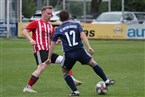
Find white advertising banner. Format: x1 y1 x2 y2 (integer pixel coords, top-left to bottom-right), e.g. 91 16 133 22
127 24 145 39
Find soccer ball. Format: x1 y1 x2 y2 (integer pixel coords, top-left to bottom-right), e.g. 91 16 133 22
95 81 108 94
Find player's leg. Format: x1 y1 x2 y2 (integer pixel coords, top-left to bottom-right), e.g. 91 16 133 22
52 53 82 86
23 50 49 92
88 59 115 86
61 55 80 96
79 48 115 86
69 71 82 86
89 58 108 81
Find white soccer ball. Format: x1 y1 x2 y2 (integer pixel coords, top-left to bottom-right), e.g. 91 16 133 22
96 81 108 94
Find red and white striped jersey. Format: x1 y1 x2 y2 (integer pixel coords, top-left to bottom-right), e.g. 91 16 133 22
26 19 55 53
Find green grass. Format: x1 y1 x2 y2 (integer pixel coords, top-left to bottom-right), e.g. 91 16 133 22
0 38 144 97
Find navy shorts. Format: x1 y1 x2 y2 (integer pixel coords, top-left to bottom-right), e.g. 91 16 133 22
62 48 92 71
34 50 59 65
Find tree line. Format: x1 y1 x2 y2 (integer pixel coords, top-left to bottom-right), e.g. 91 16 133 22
22 0 145 18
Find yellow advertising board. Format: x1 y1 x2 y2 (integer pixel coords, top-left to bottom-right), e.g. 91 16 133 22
18 22 30 37
18 22 126 39
82 24 126 39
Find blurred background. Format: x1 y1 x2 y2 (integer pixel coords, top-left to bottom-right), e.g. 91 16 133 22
0 0 145 38
1 0 145 23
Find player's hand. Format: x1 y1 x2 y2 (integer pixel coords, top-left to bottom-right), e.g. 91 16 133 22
45 58 51 65
88 47 94 55
55 39 61 45
30 39 36 46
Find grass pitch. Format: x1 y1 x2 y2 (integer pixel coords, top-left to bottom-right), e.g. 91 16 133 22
0 38 144 97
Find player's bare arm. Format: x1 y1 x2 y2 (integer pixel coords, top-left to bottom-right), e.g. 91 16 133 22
45 41 56 64
80 32 94 55
23 29 36 46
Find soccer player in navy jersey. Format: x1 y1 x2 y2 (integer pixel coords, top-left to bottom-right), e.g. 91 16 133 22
22 6 82 93
45 10 115 96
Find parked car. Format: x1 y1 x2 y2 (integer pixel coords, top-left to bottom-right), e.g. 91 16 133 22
30 10 78 23
92 11 139 24
143 20 145 24
133 12 145 24
78 15 94 23
29 10 41 21
21 15 30 22
30 10 61 23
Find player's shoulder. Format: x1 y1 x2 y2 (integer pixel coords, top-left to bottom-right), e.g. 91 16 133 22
29 20 39 25
69 21 82 27
31 20 39 23
69 21 80 24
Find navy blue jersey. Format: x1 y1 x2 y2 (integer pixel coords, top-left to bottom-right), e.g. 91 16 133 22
52 21 92 70
52 21 84 52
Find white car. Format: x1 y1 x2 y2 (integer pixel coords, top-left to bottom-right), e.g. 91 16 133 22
133 12 145 24
50 11 60 22
30 10 61 23
29 10 41 21
22 15 30 22
143 21 145 24
78 15 94 23
92 11 139 24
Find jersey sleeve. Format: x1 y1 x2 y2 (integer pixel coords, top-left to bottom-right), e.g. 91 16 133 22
50 25 55 39
77 23 83 33
51 28 59 42
25 20 38 32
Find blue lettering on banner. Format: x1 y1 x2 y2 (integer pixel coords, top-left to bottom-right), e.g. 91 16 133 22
127 28 145 39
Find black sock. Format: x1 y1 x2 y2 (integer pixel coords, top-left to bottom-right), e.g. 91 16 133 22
93 64 107 81
64 74 77 91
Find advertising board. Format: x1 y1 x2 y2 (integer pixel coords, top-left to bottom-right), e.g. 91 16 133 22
0 22 17 37
127 24 145 39
82 24 126 39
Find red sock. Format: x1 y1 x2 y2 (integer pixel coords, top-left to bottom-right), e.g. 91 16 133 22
28 75 39 86
68 70 73 76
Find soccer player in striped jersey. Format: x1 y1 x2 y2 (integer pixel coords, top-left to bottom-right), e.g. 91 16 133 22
45 10 115 96
22 6 82 93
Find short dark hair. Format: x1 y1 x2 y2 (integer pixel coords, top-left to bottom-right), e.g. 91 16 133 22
59 10 70 22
